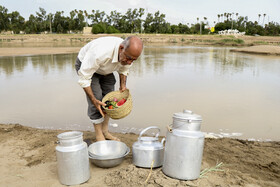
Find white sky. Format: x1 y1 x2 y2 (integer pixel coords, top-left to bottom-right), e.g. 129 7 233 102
1 0 279 26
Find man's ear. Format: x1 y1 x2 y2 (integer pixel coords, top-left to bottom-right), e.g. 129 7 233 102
119 44 124 50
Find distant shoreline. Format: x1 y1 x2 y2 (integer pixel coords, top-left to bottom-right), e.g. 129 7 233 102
0 34 280 57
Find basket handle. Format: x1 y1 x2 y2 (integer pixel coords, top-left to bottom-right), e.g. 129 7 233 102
139 126 160 139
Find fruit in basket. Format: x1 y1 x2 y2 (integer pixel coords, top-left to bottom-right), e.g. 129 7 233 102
117 98 126 106
105 100 117 109
105 98 127 109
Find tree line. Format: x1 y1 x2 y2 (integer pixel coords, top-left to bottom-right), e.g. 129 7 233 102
0 5 279 36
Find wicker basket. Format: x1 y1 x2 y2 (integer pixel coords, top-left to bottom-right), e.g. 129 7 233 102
102 89 132 119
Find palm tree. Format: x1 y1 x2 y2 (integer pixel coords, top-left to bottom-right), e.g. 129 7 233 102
258 14 261 24
84 10 88 27
263 13 266 26
203 17 207 25
197 17 199 24
231 12 234 29
48 13 52 33
217 14 220 23
221 14 223 22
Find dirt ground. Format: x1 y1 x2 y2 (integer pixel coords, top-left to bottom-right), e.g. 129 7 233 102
230 45 280 55
0 124 279 187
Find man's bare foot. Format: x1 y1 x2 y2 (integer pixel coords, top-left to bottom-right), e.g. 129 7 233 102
103 132 120 141
95 133 105 141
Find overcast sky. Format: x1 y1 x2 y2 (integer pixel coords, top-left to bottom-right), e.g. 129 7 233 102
1 0 279 26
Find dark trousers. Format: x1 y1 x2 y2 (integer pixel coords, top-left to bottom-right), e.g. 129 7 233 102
75 58 116 121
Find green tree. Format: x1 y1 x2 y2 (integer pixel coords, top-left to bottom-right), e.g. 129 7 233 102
151 11 166 33
178 23 190 34
0 5 10 32
69 10 77 32
264 22 280 36
25 14 38 33
108 10 121 28
53 11 69 33
77 10 85 31
125 8 144 33
143 13 153 33
171 24 180 34
36 7 48 32
9 11 25 33
89 10 106 24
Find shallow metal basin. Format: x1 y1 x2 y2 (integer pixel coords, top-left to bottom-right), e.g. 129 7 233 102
89 147 130 168
88 140 128 159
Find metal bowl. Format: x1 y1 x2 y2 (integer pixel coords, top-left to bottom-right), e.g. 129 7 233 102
89 147 130 168
88 140 128 159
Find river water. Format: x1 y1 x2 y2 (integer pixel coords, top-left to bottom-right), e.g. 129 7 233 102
1 44 280 141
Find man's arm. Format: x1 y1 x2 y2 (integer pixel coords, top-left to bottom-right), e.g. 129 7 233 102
119 74 127 92
83 86 105 117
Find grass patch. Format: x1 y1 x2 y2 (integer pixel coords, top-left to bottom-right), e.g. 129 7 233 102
200 162 224 178
253 41 269 45
227 35 235 39
170 38 177 43
220 38 244 44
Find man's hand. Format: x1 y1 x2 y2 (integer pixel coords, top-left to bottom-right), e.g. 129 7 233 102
83 86 106 117
92 99 106 117
119 86 127 92
119 74 127 92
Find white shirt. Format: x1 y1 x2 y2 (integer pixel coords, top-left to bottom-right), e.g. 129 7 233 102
77 36 132 88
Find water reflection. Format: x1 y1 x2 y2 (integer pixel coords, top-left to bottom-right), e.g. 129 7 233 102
0 42 85 48
0 56 28 76
0 46 264 78
31 53 77 75
0 54 77 77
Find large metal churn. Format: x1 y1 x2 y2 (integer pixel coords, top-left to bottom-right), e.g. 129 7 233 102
56 131 90 185
162 110 205 180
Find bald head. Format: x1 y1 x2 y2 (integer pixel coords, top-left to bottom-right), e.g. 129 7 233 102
118 36 143 65
122 36 143 57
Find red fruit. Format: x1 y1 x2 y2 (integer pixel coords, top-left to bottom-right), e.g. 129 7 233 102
117 98 126 106
108 105 113 109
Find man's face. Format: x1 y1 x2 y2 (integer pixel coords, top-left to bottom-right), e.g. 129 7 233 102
119 46 139 66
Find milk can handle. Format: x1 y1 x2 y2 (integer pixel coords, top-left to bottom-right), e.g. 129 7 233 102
139 126 160 139
161 138 166 145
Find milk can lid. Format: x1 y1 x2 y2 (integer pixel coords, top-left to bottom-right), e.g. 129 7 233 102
173 109 202 121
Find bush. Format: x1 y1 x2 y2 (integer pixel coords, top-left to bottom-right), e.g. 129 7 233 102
91 24 106 34
107 26 120 34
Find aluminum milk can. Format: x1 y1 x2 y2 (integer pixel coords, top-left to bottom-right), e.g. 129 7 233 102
56 131 90 185
162 110 205 180
172 109 202 131
132 126 165 168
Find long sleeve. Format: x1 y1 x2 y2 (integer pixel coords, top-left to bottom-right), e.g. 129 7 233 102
117 64 132 76
77 50 100 87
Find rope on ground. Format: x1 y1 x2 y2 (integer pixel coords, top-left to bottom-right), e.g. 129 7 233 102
145 160 155 183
